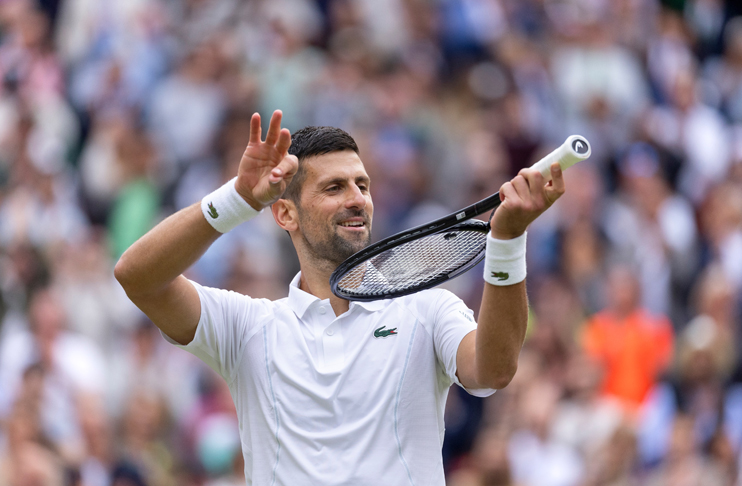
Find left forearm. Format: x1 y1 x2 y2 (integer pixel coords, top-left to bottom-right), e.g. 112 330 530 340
474 281 528 388
456 161 565 390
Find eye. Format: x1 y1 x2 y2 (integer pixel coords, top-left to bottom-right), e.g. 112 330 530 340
326 185 341 193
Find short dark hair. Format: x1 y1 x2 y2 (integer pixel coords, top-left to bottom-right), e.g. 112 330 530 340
282 126 359 202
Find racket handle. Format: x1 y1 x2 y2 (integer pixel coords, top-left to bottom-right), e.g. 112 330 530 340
530 135 591 181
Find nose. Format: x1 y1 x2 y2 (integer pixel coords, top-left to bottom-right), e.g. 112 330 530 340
345 184 367 210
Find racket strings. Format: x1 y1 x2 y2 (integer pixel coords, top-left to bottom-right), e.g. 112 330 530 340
335 229 488 298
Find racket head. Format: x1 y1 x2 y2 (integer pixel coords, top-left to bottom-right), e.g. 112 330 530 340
330 220 490 301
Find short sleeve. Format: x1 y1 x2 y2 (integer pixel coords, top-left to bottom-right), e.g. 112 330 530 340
160 280 266 384
429 290 496 398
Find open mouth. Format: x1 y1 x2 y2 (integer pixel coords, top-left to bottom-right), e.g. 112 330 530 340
338 221 366 229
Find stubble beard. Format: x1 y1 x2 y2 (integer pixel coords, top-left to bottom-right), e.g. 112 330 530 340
297 207 372 268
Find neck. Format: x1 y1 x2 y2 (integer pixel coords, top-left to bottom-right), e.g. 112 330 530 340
611 305 637 321
298 262 350 316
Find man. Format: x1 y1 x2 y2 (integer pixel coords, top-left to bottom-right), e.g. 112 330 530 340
115 110 565 485
582 264 674 411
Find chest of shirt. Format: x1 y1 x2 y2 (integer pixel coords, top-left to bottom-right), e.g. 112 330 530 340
277 302 419 375
238 302 433 425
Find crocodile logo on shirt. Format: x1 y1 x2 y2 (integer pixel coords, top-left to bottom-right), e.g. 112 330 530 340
490 271 509 281
374 326 398 338
207 202 219 219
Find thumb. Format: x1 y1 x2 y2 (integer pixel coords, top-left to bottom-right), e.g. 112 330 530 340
544 161 565 204
269 155 299 184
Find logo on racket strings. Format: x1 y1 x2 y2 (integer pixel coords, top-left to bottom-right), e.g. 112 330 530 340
207 202 219 219
491 271 509 281
374 326 398 338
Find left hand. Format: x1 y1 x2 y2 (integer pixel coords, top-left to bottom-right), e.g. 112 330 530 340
489 161 565 240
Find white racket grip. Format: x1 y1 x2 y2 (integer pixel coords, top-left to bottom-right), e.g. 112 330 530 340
530 135 591 181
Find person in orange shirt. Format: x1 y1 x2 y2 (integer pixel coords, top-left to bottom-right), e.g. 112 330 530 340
582 265 674 410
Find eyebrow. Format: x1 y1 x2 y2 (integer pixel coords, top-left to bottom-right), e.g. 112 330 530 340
319 175 371 187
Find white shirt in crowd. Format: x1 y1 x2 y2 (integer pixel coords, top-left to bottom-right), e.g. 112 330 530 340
164 273 494 485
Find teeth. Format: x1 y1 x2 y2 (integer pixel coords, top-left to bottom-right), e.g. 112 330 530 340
340 222 364 227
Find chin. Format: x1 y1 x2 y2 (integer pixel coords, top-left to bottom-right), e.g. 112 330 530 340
334 234 370 260
346 232 371 250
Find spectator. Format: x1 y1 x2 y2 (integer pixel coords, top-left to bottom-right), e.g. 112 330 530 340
703 16 742 123
551 352 625 459
0 287 106 443
507 380 584 486
581 265 674 411
698 182 742 296
0 365 66 486
601 142 699 321
0 0 740 482
644 415 731 485
147 41 227 176
582 425 640 486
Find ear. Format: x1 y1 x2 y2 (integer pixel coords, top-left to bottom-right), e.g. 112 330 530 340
272 198 299 232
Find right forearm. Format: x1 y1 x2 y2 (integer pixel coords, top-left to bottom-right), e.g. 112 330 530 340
114 203 219 296
113 111 294 345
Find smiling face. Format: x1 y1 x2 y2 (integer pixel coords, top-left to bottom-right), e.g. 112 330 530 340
292 150 373 268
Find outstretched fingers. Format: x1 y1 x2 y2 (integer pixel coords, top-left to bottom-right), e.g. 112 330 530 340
269 127 292 182
276 128 292 157
265 110 283 146
249 113 262 144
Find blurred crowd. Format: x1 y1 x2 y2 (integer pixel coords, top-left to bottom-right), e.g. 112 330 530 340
0 0 741 484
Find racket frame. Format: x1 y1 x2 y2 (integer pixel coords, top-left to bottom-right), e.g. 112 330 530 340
331 218 493 301
330 135 591 301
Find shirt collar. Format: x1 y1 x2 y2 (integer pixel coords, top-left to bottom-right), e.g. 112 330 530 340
287 272 321 318
287 272 389 317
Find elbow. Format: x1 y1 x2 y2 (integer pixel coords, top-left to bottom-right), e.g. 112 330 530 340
114 256 125 284
114 253 169 300
487 374 516 391
476 362 518 390
114 253 136 294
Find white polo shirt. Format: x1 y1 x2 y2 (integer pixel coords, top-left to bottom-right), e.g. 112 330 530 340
165 273 494 485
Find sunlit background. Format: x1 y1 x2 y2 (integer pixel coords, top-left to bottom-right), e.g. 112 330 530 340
1 0 742 484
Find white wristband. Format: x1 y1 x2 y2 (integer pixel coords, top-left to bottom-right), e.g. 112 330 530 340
483 232 527 286
201 177 262 233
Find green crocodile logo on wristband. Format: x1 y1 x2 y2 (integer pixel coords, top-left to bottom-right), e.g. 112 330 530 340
491 271 509 281
207 202 219 219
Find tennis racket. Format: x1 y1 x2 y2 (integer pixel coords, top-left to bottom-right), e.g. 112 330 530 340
330 135 591 301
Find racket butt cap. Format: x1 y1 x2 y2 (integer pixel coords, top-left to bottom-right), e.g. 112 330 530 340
531 135 591 180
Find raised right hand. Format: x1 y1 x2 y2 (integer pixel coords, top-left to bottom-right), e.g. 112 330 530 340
235 110 298 210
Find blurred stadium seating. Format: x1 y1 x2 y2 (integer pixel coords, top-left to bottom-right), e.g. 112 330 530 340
1 0 742 484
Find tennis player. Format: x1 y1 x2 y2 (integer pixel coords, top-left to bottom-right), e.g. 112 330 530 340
114 110 565 485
